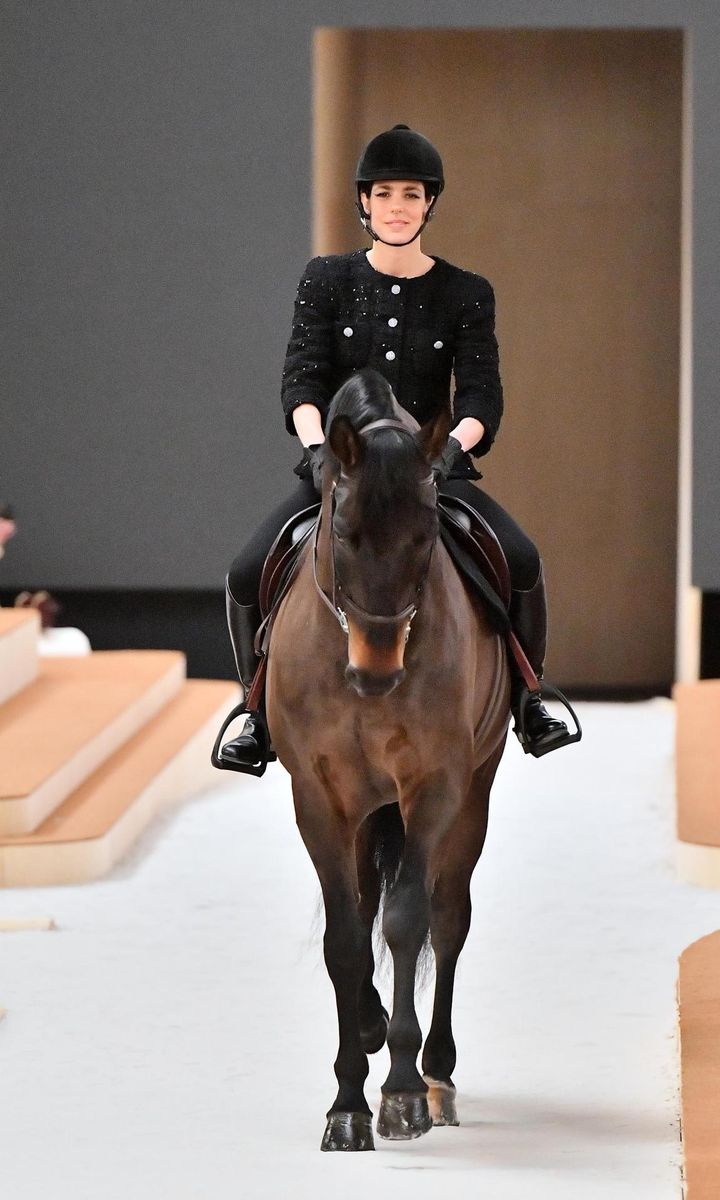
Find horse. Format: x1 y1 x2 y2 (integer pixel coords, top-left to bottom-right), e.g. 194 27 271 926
267 368 511 1152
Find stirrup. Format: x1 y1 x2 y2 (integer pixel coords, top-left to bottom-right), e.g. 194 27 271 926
211 701 275 777
514 683 582 759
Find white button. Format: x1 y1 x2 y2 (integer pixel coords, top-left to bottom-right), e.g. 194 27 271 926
385 351 396 361
434 340 443 349
391 284 401 294
343 326 353 337
388 317 398 327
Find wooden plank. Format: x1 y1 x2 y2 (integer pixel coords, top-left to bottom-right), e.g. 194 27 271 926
0 916 56 931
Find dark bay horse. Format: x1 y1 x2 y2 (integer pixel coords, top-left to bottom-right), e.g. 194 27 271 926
267 369 511 1152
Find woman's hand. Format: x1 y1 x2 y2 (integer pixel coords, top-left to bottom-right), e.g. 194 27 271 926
431 436 466 482
293 444 325 493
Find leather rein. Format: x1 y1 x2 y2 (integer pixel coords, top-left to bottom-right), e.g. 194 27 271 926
312 418 436 641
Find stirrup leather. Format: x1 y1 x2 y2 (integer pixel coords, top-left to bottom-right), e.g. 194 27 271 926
513 683 582 759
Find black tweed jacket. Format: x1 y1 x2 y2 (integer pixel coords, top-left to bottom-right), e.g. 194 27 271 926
280 249 503 457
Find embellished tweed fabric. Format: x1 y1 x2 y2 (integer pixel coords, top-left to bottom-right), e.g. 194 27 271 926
280 249 503 457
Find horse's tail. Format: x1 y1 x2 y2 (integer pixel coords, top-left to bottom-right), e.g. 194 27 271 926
370 801 405 897
370 803 433 987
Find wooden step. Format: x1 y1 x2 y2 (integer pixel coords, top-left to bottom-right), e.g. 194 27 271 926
0 679 240 887
678 930 720 1200
0 651 185 836
0 609 40 706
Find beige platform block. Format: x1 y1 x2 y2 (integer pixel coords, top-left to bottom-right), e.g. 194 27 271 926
0 651 185 836
0 608 40 706
0 679 240 887
678 930 720 1199
675 680 720 887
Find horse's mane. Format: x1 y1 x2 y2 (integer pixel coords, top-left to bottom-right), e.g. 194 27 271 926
326 370 427 536
327 367 399 430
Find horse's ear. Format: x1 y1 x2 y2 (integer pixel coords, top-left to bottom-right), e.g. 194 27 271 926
416 408 451 464
329 415 365 473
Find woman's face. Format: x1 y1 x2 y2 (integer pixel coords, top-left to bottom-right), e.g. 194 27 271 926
361 180 433 243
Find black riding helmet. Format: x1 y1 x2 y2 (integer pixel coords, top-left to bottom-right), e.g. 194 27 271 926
355 124 444 246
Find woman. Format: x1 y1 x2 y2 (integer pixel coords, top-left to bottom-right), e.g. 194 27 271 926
220 124 574 767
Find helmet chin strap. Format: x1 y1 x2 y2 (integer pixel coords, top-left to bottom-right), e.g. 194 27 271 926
355 198 437 247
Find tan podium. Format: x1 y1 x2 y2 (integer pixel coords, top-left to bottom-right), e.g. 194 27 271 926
675 681 720 888
678 931 720 1199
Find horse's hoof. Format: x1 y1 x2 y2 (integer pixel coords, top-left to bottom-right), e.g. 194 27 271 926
376 1092 433 1140
360 1007 389 1055
321 1111 375 1152
423 1076 459 1126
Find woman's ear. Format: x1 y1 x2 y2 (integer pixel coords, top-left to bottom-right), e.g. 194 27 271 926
416 408 451 464
329 415 365 472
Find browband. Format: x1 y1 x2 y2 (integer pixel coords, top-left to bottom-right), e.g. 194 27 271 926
357 418 413 436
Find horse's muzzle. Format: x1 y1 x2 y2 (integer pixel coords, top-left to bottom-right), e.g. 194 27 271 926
345 664 405 697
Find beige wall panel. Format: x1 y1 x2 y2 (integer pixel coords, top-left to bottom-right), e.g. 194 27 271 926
314 29 683 688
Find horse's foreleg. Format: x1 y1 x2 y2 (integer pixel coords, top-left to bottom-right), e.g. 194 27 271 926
295 798 374 1152
319 874 375 1150
421 877 472 1126
355 814 388 1055
377 841 434 1140
422 761 495 1126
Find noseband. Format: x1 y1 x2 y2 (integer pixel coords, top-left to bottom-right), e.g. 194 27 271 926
312 418 436 641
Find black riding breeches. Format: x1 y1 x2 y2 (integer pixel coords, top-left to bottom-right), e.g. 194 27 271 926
228 479 320 605
227 477 540 606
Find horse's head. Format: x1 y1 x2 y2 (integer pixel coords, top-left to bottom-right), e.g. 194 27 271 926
324 375 449 698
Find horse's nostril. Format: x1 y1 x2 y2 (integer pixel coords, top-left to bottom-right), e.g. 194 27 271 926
346 665 405 697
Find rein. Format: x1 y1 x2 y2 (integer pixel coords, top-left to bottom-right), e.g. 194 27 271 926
312 417 436 640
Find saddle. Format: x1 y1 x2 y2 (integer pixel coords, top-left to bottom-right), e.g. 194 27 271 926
255 494 538 687
259 503 320 624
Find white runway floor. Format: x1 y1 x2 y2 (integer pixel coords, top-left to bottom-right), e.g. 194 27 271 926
2 700 719 1199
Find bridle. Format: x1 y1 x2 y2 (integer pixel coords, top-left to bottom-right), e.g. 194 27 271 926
312 418 436 642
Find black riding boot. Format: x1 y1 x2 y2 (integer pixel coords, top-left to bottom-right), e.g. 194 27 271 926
220 582 274 767
509 562 575 757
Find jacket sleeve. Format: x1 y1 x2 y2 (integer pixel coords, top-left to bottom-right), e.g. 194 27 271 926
452 277 504 457
281 257 335 436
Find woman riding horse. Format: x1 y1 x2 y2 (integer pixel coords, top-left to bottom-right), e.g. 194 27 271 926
219 124 576 766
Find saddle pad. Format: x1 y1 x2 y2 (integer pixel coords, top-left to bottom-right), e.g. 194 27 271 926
437 498 511 632
437 495 511 608
259 503 321 618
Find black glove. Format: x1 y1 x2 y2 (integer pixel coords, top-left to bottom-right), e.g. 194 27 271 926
431 436 483 483
431 436 465 482
293 443 324 493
